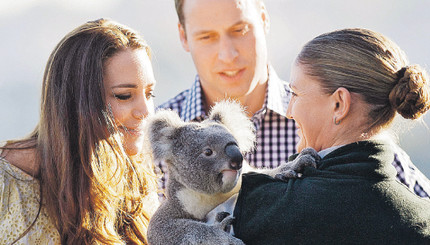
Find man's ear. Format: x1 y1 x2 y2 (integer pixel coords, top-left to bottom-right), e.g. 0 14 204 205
331 87 351 122
259 1 270 34
178 22 190 52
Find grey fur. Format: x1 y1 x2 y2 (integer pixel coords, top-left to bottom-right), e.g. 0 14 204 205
146 101 254 245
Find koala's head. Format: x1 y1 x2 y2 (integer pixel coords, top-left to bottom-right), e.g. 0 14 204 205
146 100 255 194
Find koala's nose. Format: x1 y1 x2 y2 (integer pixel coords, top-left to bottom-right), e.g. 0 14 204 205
225 143 243 170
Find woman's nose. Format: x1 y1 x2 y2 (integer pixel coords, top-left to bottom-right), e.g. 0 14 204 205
286 101 293 119
132 100 149 120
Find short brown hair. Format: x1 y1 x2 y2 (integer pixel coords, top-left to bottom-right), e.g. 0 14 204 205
296 28 430 131
175 0 263 28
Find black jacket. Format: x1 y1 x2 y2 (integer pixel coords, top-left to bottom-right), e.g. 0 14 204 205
233 140 430 245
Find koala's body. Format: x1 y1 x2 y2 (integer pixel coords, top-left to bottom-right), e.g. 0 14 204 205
146 101 254 245
146 101 319 245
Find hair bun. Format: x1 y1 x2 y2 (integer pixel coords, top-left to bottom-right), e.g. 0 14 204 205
389 65 430 119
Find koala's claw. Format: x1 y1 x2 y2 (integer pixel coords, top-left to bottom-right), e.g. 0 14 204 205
215 215 235 233
216 211 231 223
275 170 298 180
273 147 320 181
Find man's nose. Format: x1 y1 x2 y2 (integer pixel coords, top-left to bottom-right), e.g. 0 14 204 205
218 36 238 63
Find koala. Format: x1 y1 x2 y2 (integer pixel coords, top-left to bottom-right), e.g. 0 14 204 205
146 100 319 245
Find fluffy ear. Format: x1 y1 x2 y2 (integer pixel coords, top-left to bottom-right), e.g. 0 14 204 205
209 100 256 153
145 109 183 161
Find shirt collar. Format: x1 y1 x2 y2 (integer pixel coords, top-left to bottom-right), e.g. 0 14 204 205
180 74 206 121
181 65 290 121
266 65 291 116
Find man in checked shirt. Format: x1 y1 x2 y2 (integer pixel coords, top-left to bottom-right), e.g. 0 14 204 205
157 0 430 198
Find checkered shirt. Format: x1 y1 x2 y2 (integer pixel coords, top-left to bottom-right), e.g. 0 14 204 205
156 67 429 198
391 145 430 197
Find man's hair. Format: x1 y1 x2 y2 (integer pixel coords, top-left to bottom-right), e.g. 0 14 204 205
175 0 262 28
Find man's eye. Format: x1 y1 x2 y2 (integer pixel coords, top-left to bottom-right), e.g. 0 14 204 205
233 25 249 35
234 28 244 33
197 33 216 41
114 94 131 100
199 35 211 40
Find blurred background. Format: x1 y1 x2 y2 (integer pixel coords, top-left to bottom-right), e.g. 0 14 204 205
1 0 429 175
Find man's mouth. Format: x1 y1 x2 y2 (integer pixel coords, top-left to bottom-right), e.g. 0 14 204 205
222 70 239 77
219 68 244 78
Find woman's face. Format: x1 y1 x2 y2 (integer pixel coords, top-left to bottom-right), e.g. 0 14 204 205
286 64 334 152
104 48 156 156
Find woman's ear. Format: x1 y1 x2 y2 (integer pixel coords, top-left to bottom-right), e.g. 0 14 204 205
331 87 351 123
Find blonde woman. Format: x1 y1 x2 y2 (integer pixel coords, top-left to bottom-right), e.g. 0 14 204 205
0 19 159 244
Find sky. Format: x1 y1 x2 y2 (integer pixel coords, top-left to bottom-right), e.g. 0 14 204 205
0 0 429 175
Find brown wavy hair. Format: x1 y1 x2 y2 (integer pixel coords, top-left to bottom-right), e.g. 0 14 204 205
2 19 158 244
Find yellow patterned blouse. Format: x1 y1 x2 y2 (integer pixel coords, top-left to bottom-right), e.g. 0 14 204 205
0 155 60 245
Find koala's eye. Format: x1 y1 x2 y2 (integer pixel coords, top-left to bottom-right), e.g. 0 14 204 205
203 148 213 156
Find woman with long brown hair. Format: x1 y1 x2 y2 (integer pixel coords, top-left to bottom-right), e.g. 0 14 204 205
0 18 159 244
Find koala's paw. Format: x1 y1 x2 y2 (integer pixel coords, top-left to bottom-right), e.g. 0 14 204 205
213 213 245 244
215 212 234 233
229 238 246 245
274 147 320 181
216 212 231 223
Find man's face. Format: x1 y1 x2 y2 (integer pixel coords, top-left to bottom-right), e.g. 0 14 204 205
179 0 269 102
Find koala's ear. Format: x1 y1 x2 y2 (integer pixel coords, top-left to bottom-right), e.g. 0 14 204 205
145 109 183 161
209 100 256 153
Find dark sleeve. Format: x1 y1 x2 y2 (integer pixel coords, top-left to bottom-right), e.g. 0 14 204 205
233 173 298 245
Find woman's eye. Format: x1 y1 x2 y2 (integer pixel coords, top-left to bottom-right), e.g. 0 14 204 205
114 94 131 100
291 91 297 97
203 148 213 156
146 90 155 100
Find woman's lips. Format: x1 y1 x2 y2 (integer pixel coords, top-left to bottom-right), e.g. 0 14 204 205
119 126 144 136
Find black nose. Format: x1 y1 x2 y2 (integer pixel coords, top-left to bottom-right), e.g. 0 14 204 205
225 143 243 170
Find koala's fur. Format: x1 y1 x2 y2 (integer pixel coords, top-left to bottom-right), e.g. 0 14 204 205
146 101 254 245
146 100 319 245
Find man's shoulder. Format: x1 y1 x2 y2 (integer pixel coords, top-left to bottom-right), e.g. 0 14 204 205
158 89 190 111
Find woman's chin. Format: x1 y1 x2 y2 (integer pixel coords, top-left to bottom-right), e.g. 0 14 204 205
124 143 143 156
297 140 306 153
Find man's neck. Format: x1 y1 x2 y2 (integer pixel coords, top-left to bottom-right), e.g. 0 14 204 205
203 69 269 117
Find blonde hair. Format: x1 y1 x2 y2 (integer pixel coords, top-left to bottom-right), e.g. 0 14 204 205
3 19 157 244
296 28 430 131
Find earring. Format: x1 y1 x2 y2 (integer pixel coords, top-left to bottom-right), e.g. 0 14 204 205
334 117 341 125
